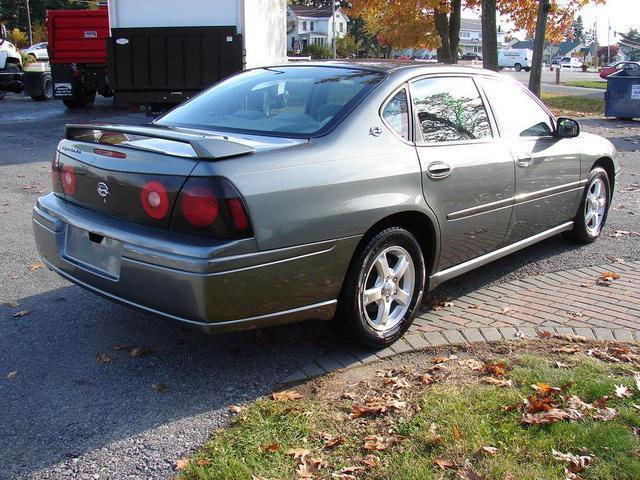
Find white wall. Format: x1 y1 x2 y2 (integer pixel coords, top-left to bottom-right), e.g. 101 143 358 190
243 0 287 68
109 0 239 28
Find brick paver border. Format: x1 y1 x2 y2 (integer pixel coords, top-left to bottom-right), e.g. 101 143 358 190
284 261 640 384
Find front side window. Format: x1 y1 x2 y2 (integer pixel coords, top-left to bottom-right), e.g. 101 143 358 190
310 21 314 31
411 76 492 143
156 67 386 137
481 77 553 138
382 88 409 140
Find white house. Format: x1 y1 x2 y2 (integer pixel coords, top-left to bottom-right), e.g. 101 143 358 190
459 18 507 55
287 5 348 51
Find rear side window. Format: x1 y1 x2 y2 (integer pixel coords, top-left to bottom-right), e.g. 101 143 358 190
156 66 386 138
410 77 492 143
481 77 553 138
382 88 409 141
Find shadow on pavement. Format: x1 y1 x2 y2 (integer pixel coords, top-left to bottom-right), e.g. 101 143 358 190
0 285 341 478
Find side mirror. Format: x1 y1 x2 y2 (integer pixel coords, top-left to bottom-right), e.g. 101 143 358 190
556 117 580 138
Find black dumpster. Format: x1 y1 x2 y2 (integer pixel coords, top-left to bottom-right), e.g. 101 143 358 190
604 69 640 120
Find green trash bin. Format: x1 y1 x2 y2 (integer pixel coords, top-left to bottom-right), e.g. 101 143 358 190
604 69 640 120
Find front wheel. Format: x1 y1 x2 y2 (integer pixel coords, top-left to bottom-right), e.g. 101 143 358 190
31 75 53 101
514 63 522 72
337 227 426 349
568 167 611 243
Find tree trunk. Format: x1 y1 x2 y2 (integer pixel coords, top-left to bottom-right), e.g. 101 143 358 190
529 0 550 97
434 10 452 63
481 0 498 71
448 0 461 64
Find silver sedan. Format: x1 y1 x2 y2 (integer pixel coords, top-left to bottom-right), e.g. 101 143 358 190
33 62 618 348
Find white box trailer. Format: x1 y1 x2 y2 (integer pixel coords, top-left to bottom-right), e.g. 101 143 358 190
106 0 287 106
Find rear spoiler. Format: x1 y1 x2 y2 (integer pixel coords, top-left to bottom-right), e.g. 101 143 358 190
64 124 256 160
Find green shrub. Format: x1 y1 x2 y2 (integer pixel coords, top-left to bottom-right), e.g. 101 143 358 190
305 44 332 59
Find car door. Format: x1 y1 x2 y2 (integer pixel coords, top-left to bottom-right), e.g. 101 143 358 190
410 75 515 270
479 76 581 243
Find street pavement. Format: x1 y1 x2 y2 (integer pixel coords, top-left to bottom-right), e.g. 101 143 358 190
1 94 639 479
501 68 606 99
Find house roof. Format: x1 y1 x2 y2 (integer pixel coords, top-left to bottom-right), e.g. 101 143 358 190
511 39 583 57
289 5 333 18
460 18 482 32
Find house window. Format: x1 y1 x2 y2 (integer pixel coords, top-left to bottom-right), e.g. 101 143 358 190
302 20 307 31
310 21 315 31
461 31 470 38
339 22 344 32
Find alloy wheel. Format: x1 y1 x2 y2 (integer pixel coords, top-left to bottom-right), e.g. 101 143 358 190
584 177 607 236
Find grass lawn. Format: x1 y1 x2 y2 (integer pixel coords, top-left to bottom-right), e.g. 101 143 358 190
175 339 640 480
541 93 605 117
562 80 608 90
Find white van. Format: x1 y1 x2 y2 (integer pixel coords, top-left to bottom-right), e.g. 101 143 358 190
498 49 533 72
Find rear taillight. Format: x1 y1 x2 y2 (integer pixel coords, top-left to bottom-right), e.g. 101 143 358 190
61 164 77 196
52 151 62 193
171 178 252 239
140 181 170 220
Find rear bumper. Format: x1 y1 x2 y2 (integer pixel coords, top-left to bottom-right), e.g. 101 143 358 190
33 194 359 333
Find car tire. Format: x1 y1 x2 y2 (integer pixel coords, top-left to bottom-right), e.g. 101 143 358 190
514 63 522 72
337 227 426 349
568 167 611 244
524 67 531 72
63 85 96 109
31 75 53 101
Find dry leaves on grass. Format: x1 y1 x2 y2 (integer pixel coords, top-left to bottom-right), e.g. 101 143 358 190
551 449 592 475
319 433 345 449
331 466 364 479
96 353 116 364
262 443 279 453
349 397 407 419
433 457 456 469
362 434 402 451
483 362 508 377
272 390 303 402
285 449 327 479
478 446 498 456
615 384 633 398
596 271 621 286
483 377 513 388
228 405 244 414
175 457 189 470
587 345 639 364
362 454 379 469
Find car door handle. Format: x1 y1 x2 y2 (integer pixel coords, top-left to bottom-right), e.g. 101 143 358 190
516 157 533 167
427 162 452 178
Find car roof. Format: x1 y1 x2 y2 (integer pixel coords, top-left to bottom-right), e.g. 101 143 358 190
272 60 499 77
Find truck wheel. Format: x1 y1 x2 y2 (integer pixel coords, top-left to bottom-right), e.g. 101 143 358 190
514 63 522 72
524 67 531 72
31 75 53 101
63 88 96 109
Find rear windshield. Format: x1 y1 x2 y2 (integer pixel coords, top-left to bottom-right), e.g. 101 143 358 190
155 66 386 137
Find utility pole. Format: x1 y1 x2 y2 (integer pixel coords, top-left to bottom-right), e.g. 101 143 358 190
25 0 33 46
332 0 337 59
607 18 611 63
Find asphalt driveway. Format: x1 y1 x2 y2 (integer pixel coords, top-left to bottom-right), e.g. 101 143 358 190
1 94 638 479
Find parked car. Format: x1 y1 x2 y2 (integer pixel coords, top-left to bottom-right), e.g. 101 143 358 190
461 53 482 61
33 63 618 348
498 48 532 72
600 61 640 79
21 42 48 61
560 56 583 69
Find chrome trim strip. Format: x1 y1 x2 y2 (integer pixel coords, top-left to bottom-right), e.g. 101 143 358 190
429 221 574 289
447 181 584 221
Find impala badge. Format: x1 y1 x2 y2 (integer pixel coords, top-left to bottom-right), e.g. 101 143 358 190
97 182 110 199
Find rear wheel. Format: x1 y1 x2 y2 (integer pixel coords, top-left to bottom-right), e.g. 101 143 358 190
63 83 96 109
514 63 522 72
337 227 426 349
524 67 531 72
568 167 610 243
31 75 52 101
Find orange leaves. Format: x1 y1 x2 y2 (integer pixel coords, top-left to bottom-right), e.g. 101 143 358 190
349 397 406 419
272 390 303 402
483 362 508 377
286 448 326 479
362 434 402 451
597 271 621 286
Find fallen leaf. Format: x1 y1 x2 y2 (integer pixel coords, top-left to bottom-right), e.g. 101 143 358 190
457 464 486 480
483 377 513 388
151 383 169 393
501 306 511 315
272 390 303 402
521 408 574 425
195 458 212 467
363 434 401 451
478 446 498 456
597 271 621 286
262 443 279 453
483 363 507 377
296 455 327 479
362 454 379 468
452 425 463 440
552 346 581 354
111 344 132 351
606 256 626 264
537 330 553 339
615 384 633 398
229 405 244 414
287 448 311 459
332 466 364 479
555 361 573 368
175 457 189 470
128 347 153 358
431 356 451 364
322 435 345 449
27 261 44 272
418 373 434 385
458 358 484 371
6 371 17 379
96 353 116 364
433 457 456 469
12 310 30 318
4 301 20 308
532 382 561 395
551 449 592 474
611 230 640 237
